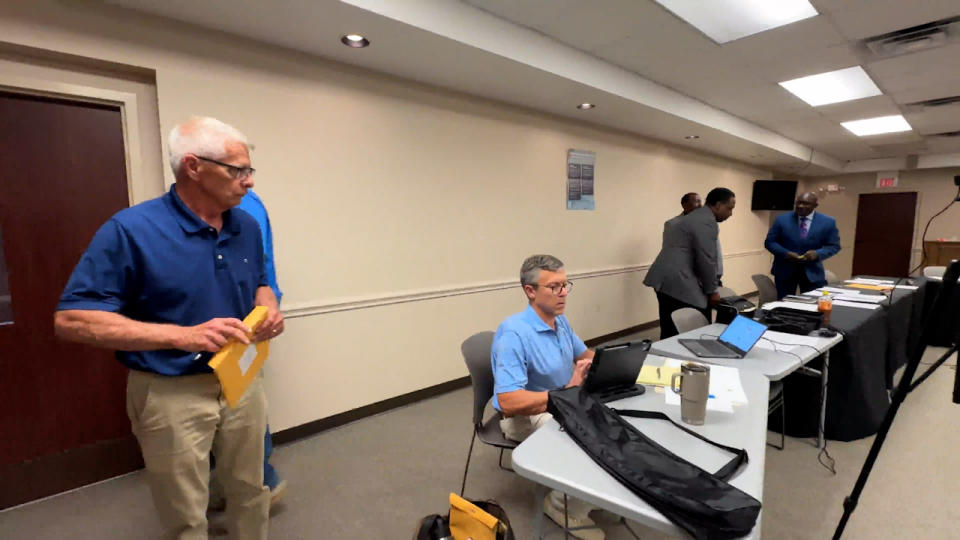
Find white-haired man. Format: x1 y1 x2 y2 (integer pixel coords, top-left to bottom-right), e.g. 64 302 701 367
55 116 281 539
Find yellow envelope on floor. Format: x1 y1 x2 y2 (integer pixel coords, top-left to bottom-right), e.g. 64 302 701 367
637 364 681 387
208 306 269 408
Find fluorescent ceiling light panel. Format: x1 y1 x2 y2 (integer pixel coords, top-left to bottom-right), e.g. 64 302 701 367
654 0 818 43
779 66 882 106
841 115 912 136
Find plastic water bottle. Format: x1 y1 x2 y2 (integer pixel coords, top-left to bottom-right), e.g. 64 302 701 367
818 291 833 325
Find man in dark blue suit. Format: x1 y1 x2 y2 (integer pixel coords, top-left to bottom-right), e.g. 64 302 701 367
764 192 841 299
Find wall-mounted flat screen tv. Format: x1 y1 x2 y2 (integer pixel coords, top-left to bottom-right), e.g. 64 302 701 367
751 180 798 211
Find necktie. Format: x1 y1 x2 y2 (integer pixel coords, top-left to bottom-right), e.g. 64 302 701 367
800 217 809 239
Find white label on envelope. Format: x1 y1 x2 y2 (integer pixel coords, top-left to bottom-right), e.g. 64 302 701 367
238 345 257 376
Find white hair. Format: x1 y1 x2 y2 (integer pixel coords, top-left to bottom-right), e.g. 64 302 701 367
167 116 253 177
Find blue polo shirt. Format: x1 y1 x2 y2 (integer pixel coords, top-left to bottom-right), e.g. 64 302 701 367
57 185 267 376
491 305 587 411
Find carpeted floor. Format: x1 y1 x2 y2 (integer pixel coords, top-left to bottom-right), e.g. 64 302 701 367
1 342 957 539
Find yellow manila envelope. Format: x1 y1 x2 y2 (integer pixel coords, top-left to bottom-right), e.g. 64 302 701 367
208 306 270 408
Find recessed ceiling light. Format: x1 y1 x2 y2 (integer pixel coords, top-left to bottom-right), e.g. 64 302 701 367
341 34 370 48
653 0 818 43
779 66 882 107
576 103 595 110
685 135 700 139
841 115 912 136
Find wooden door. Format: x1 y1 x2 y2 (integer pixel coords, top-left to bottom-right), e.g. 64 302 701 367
851 192 918 277
0 91 140 509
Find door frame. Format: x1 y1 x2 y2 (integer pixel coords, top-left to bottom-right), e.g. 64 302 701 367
0 73 143 207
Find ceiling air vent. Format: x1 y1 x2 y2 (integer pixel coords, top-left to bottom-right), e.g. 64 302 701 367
861 16 960 59
931 130 960 138
903 95 960 113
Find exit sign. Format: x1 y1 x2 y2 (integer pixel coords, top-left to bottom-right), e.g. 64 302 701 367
876 171 899 188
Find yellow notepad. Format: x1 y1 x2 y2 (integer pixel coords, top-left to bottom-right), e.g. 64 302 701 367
208 306 270 408
637 365 681 387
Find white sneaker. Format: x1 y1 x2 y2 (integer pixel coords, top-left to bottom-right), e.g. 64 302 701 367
542 494 605 540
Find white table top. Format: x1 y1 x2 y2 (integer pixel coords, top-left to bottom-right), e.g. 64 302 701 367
512 356 769 538
650 323 843 380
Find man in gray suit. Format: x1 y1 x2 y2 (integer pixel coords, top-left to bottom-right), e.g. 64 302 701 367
644 187 736 338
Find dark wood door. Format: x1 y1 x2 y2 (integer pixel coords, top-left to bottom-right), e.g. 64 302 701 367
0 91 141 509
851 192 918 277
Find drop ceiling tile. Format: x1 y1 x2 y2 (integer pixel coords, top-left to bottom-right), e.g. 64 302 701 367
925 136 960 153
823 0 960 40
868 44 960 94
890 78 960 105
811 140 879 160
816 95 900 121
856 131 925 145
906 106 960 134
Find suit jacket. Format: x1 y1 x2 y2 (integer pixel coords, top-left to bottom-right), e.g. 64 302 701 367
764 211 841 284
644 206 719 308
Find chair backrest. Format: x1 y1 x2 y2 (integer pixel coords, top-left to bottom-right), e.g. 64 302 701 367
716 286 737 298
824 269 838 283
751 274 778 305
924 266 946 278
461 331 496 427
671 308 709 334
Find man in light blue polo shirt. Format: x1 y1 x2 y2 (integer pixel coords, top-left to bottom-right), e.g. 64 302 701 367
492 254 602 540
55 117 282 539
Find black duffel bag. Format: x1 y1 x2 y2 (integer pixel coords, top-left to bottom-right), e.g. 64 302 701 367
547 387 761 540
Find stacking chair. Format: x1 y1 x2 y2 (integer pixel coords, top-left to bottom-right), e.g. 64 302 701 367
459 331 517 497
716 286 738 298
924 266 946 278
751 274 778 305
671 308 709 334
824 269 838 283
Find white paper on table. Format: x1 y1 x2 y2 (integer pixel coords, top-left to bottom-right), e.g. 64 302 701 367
762 301 820 312
894 284 919 290
662 362 745 413
832 299 881 310
820 286 861 294
238 345 258 376
834 294 886 303
845 278 894 285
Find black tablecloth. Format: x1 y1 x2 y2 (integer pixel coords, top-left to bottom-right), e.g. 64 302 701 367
771 279 928 441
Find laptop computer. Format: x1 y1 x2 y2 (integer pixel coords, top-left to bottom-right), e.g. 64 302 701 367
678 315 767 359
583 340 649 403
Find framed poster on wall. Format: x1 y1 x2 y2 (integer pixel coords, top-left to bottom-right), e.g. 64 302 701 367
567 149 595 210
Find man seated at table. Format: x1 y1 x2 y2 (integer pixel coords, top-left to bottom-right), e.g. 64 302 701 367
492 254 602 540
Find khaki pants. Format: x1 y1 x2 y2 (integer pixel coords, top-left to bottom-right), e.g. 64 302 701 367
500 413 595 520
126 370 269 540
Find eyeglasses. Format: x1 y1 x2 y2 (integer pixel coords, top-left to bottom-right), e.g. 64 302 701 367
195 156 256 180
533 281 573 294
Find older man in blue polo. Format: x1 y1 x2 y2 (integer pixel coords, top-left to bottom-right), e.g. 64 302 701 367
491 254 603 540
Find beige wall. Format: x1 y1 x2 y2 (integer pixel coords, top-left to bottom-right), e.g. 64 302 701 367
803 168 960 280
1 2 773 431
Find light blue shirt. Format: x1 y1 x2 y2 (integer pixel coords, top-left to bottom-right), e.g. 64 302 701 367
491 305 587 411
236 190 282 303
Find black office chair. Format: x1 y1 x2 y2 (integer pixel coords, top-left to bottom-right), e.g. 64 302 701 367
459 331 518 497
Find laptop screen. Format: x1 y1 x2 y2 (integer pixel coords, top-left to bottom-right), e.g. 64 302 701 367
718 315 767 354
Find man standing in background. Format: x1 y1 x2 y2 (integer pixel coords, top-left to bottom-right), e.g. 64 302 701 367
661 192 701 241
644 188 736 338
764 192 841 299
209 189 287 516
